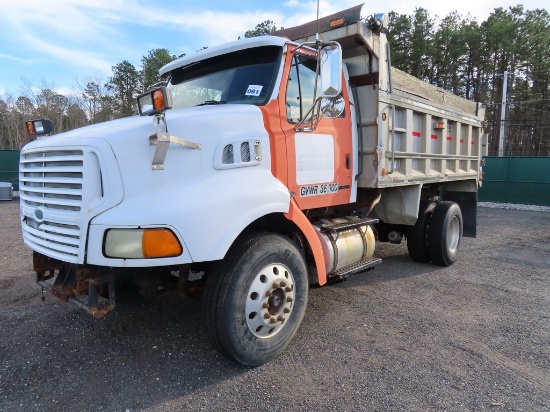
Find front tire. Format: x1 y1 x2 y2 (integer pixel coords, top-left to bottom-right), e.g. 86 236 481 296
428 201 463 266
203 233 308 366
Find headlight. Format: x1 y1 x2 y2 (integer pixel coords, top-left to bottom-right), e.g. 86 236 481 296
104 228 182 259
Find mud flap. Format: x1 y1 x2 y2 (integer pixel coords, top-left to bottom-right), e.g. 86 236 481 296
442 191 477 238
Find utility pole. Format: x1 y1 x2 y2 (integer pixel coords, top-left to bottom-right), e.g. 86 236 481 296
498 70 508 157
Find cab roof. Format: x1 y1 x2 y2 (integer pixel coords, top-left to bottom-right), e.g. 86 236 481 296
159 36 288 78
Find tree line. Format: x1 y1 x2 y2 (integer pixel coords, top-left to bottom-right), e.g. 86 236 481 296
0 48 180 149
1 5 549 156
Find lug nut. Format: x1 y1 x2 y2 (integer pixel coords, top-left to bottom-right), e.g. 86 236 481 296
263 313 270 319
272 282 280 288
262 302 269 309
277 315 284 321
280 281 287 287
269 317 277 324
266 290 272 297
283 308 290 313
286 297 293 302
285 287 292 292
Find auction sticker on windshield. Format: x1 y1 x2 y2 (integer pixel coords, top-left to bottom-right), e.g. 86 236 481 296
300 183 338 197
245 85 263 96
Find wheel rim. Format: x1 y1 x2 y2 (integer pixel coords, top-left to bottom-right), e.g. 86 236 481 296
447 215 460 253
245 263 295 338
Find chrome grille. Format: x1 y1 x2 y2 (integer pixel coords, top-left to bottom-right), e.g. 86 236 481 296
23 220 81 260
20 150 84 212
19 149 97 263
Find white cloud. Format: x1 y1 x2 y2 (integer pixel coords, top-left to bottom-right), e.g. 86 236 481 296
1 0 547 96
0 1 126 77
2 0 119 41
0 0 285 71
0 0 361 73
18 32 113 73
0 53 33 64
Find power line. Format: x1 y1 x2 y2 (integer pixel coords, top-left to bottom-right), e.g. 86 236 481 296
504 124 550 129
508 98 550 104
498 119 550 123
508 104 550 115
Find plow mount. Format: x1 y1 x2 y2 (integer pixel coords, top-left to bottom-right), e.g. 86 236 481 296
34 252 115 318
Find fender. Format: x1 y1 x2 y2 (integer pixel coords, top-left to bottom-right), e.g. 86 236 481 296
284 198 327 285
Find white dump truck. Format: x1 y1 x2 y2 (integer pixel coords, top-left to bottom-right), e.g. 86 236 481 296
20 5 486 365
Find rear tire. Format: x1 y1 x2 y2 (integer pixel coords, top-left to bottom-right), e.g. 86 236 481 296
407 200 437 263
202 233 308 366
428 201 463 266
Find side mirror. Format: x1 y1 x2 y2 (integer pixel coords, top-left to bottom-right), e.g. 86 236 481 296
319 43 342 98
321 96 345 118
26 119 54 136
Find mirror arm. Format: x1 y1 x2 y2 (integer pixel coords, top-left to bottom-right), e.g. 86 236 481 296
295 97 323 132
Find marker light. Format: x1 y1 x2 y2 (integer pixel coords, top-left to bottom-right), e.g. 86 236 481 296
329 17 346 28
153 89 165 111
104 228 182 259
142 228 182 258
25 119 54 135
137 87 172 116
26 121 35 134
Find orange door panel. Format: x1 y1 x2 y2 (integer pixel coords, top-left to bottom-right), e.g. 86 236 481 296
278 49 353 211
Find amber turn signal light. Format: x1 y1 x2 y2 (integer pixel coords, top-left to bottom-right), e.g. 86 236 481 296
25 119 54 135
137 87 172 116
142 228 182 258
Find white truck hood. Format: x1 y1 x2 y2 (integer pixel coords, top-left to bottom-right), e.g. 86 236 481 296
20 104 291 265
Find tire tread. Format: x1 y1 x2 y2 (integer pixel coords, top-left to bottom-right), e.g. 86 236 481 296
407 200 437 263
428 201 462 266
202 232 308 366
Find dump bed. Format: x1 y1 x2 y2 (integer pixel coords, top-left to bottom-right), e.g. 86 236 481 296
275 5 486 189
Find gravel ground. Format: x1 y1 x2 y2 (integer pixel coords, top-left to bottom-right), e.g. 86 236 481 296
1 197 549 411
478 201 550 212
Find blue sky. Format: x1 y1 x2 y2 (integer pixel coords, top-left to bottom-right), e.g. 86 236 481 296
0 0 547 98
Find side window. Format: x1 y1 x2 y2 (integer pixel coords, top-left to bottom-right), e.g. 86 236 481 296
286 55 318 123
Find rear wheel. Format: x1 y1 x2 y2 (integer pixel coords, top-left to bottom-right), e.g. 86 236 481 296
428 201 463 266
407 200 437 263
203 233 308 366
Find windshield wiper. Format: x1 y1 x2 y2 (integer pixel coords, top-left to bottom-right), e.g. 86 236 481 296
196 100 227 106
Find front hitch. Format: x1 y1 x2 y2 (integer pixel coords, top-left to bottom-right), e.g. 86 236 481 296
34 252 115 318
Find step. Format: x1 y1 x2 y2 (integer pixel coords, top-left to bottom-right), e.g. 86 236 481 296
329 257 382 281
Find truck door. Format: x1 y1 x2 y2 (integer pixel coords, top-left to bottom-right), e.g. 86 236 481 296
278 49 354 211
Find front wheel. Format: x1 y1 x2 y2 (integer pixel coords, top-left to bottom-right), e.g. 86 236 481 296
203 233 308 366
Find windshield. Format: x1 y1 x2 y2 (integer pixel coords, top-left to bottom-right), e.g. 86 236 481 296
167 46 282 109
